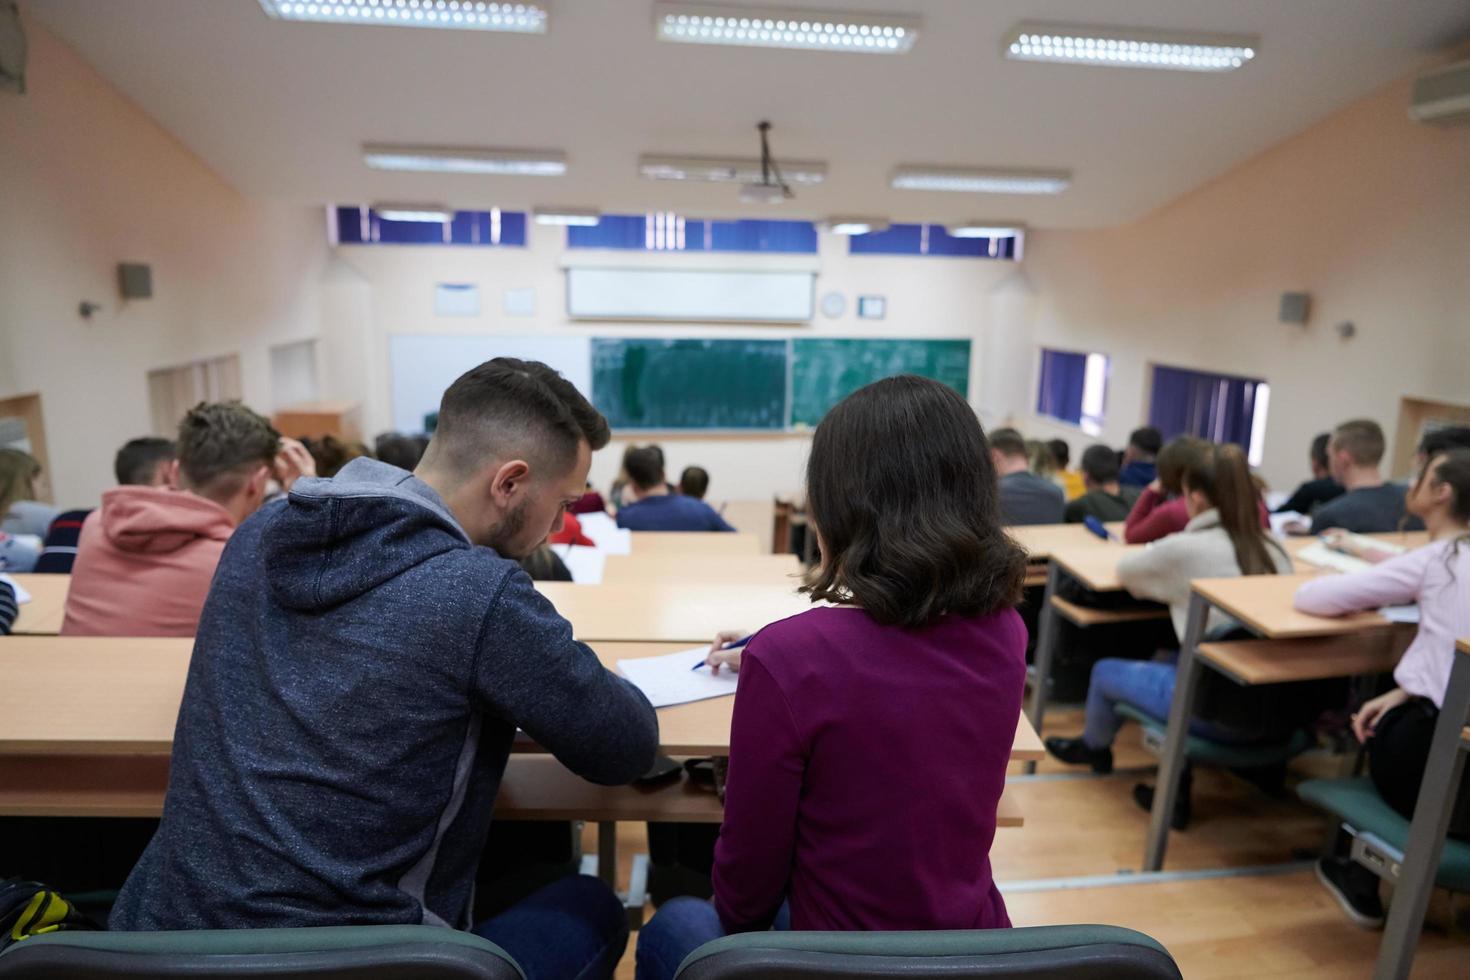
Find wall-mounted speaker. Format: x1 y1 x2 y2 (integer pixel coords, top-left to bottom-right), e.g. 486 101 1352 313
1279 291 1311 324
118 263 153 299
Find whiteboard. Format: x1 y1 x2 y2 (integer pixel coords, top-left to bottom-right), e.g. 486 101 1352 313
566 267 814 322
388 335 592 434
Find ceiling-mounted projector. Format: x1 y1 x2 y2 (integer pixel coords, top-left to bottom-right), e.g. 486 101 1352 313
741 120 793 204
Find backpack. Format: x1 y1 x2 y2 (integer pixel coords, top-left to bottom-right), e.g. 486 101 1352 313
0 879 100 953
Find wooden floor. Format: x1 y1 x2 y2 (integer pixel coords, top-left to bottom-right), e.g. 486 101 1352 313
599 707 1468 979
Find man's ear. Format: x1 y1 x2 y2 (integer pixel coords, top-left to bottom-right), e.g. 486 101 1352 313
248 464 271 500
166 459 182 490
489 459 532 505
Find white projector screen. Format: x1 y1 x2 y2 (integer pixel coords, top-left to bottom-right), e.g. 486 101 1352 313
565 267 815 322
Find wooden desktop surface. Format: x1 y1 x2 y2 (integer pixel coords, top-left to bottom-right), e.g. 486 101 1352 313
1190 574 1392 639
601 553 802 585
8 573 69 636
1006 524 1111 561
1051 543 1146 593
1197 630 1412 686
1281 529 1429 561
535 580 813 643
629 533 761 556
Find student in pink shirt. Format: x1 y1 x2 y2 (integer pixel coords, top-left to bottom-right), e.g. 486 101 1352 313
634 376 1030 980
1125 435 1270 543
1294 448 1470 928
62 403 314 637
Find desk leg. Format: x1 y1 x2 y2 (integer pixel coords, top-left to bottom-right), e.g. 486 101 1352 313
597 821 617 889
1025 562 1062 775
1373 654 1470 980
1142 591 1209 872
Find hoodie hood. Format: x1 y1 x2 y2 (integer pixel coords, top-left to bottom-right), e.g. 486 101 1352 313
261 457 472 612
100 486 235 555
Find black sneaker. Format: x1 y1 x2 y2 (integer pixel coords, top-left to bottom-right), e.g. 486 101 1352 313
1132 767 1193 830
1044 736 1113 774
1314 856 1385 929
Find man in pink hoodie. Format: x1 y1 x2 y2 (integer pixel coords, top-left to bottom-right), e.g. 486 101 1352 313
62 402 313 637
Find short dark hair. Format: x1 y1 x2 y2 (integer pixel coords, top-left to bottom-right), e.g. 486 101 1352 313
375 432 427 472
1080 444 1120 484
624 447 665 491
306 435 369 478
426 358 610 477
1332 419 1385 467
176 402 280 501
1310 433 1331 470
679 465 710 499
988 428 1028 459
1422 448 1470 523
114 437 176 485
1129 427 1163 457
1419 426 1470 459
1047 438 1071 470
803 375 1027 628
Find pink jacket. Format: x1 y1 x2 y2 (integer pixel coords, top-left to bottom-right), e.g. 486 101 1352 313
61 486 235 637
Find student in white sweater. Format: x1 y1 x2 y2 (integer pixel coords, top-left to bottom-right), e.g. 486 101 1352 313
1293 448 1470 928
1046 443 1293 781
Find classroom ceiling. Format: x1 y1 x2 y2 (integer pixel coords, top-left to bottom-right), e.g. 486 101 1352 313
26 0 1470 229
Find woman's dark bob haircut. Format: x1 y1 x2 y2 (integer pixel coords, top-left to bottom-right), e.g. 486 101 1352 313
802 375 1028 628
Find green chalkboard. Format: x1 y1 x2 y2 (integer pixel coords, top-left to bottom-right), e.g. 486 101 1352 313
592 338 788 430
790 338 972 428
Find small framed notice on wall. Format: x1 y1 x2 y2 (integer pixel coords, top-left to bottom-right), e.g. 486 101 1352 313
857 295 886 320
435 283 480 317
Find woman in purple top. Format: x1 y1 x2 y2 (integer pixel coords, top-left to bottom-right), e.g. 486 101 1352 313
634 376 1030 980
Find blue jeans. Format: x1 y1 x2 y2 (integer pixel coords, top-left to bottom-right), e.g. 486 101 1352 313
473 874 628 980
635 898 791 980
1081 657 1254 750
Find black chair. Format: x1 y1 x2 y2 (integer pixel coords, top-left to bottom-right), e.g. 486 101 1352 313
0 924 524 980
674 925 1183 979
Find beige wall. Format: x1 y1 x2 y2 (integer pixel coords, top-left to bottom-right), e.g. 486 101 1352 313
0 18 328 507
1018 61 1470 490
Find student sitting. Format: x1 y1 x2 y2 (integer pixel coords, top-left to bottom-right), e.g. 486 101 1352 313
0 449 58 571
991 428 1064 526
0 577 16 635
1276 432 1344 515
1064 445 1142 524
1046 444 1292 820
617 448 734 532
548 509 596 547
109 358 656 980
373 431 428 472
679 465 710 500
635 376 1028 980
62 402 312 637
36 437 177 574
1309 419 1422 534
1295 448 1470 927
1049 438 1086 501
1118 427 1163 488
305 435 371 478
1410 425 1470 476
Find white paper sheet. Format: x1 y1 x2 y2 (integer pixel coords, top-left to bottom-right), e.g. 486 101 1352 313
1269 511 1306 537
1379 604 1421 624
1295 541 1374 574
0 573 31 603
551 544 606 585
576 512 632 555
618 646 739 709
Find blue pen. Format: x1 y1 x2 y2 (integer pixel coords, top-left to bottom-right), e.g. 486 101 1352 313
691 635 753 670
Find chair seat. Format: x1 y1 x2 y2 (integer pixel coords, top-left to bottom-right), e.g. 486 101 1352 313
0 924 524 980
1298 777 1470 892
1114 703 1313 768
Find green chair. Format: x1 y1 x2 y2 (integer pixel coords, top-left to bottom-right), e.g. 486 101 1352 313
1298 777 1470 892
674 926 1183 979
1115 703 1315 771
0 924 524 979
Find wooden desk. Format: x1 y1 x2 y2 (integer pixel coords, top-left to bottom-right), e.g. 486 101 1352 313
1373 637 1470 979
629 533 761 556
601 554 802 586
1281 530 1430 563
1142 575 1407 873
8 573 69 636
1006 524 1111 561
716 501 775 553
536 581 812 643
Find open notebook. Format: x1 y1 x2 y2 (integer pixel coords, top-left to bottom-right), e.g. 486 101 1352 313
1295 534 1408 574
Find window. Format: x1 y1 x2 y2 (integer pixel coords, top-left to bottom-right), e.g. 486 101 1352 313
1148 364 1271 466
848 223 1021 259
566 214 817 253
1036 348 1109 435
331 206 527 247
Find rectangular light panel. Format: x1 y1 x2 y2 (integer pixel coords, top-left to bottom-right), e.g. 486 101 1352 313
654 3 918 54
363 144 567 176
258 0 549 33
639 154 827 185
1003 21 1257 72
892 167 1071 195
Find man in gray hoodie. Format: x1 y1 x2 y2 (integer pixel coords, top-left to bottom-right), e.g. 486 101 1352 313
111 359 660 980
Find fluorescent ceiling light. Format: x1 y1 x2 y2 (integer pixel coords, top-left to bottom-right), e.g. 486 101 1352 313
534 207 601 226
258 0 549 33
949 221 1026 239
363 144 566 176
639 154 827 186
892 166 1071 195
1002 21 1257 73
373 203 451 222
822 217 888 235
654 3 918 54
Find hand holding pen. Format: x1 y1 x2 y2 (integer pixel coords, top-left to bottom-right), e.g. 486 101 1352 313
693 630 751 674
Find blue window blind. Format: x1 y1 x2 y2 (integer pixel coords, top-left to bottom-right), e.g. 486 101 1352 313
848 223 1019 259
333 206 527 247
1149 365 1270 461
566 214 817 253
1036 348 1109 435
